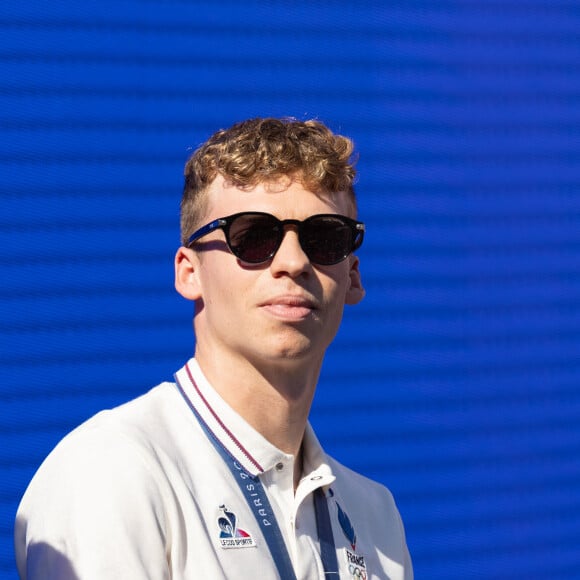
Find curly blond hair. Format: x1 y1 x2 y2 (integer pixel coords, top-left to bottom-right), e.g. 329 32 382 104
180 117 358 245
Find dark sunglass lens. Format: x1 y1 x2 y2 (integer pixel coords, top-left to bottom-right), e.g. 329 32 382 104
302 217 353 265
228 214 281 263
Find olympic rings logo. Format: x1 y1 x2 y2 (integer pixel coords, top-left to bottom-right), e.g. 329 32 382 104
349 563 367 579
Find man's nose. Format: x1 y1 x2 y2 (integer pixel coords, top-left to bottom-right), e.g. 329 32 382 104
269 227 311 277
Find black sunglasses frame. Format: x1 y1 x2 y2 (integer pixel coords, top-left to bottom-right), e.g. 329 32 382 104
186 211 365 265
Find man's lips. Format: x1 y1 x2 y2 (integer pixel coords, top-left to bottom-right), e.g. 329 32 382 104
259 295 318 320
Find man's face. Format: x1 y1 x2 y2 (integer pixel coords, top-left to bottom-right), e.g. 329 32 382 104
176 174 364 372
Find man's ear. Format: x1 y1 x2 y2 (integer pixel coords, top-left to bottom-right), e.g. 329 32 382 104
345 255 365 305
175 246 203 301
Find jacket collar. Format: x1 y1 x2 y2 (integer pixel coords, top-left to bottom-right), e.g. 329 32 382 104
174 358 335 492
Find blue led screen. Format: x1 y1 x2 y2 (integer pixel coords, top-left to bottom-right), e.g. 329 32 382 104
1 2 580 578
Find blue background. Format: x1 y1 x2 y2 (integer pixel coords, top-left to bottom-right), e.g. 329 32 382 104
2 1 580 578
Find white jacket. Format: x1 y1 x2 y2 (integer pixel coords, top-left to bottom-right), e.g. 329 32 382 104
15 359 412 579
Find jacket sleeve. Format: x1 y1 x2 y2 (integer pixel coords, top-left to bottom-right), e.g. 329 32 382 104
15 423 170 580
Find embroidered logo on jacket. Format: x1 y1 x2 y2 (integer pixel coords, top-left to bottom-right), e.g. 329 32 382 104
217 505 256 549
345 549 368 579
331 491 357 551
329 489 368 578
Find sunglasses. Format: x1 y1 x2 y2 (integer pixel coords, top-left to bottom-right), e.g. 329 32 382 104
187 211 365 266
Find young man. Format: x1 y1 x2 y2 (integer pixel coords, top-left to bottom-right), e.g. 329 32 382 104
15 118 413 579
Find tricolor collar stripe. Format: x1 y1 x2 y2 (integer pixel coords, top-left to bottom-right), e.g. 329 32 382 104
184 363 264 473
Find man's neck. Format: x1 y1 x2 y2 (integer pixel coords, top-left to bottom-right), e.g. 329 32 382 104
194 347 321 462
